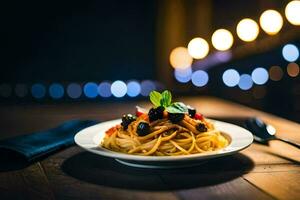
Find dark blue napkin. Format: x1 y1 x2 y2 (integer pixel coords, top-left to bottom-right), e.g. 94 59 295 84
0 120 98 162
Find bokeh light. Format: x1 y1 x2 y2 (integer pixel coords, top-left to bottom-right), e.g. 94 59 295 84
211 29 234 51
140 80 156 96
251 67 269 85
287 62 300 77
222 69 240 87
31 83 46 99
191 70 209 87
111 80 127 98
269 66 283 81
236 18 259 42
15 84 28 97
282 44 299 62
98 82 112 97
285 0 300 25
169 47 193 69
0 84 12 98
187 37 209 59
259 10 283 35
49 83 64 99
238 74 253 90
67 83 82 99
174 67 192 83
83 82 98 98
126 81 141 97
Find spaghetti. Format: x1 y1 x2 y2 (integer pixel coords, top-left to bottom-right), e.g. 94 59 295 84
101 112 228 156
101 90 228 156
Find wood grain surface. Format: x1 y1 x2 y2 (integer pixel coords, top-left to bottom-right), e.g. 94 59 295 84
0 96 299 200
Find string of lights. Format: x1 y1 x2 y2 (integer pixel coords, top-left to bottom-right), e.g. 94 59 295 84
174 43 299 89
170 0 300 90
0 80 161 100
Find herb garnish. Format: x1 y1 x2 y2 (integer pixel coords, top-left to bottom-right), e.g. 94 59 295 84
149 90 188 114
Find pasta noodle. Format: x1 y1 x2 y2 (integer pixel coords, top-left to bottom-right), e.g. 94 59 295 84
101 114 228 156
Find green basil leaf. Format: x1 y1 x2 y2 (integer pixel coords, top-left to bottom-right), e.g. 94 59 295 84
160 90 172 107
166 106 185 113
166 102 188 113
149 91 162 107
167 102 188 113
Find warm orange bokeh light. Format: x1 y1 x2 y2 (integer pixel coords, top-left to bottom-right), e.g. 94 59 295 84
169 47 193 69
211 29 234 51
236 18 259 42
187 37 209 59
259 10 283 35
285 0 300 25
287 62 300 77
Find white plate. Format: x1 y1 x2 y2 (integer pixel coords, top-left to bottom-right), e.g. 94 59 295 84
74 119 253 168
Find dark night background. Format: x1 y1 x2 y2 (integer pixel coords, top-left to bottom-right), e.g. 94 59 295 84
1 0 156 82
0 0 299 122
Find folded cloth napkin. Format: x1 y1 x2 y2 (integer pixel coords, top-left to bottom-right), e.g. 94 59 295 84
0 120 98 162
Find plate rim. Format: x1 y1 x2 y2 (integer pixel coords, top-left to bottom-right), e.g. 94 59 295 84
74 118 253 162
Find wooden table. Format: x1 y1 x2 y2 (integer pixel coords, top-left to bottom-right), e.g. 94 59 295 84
1 96 300 200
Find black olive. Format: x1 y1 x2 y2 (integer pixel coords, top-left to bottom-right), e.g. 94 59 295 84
137 122 150 136
168 113 184 123
196 123 207 132
156 106 165 117
148 106 164 122
121 114 136 130
148 108 157 122
188 107 196 118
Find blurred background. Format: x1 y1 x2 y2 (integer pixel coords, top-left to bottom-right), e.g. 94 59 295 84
1 0 300 122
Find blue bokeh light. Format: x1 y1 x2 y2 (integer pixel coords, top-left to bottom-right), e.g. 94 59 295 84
222 69 240 87
31 83 46 99
83 82 98 98
191 70 209 87
127 81 141 97
238 74 253 90
174 67 192 83
49 83 64 99
140 80 156 96
251 67 269 85
67 83 82 99
98 82 112 97
282 44 299 62
111 80 127 98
